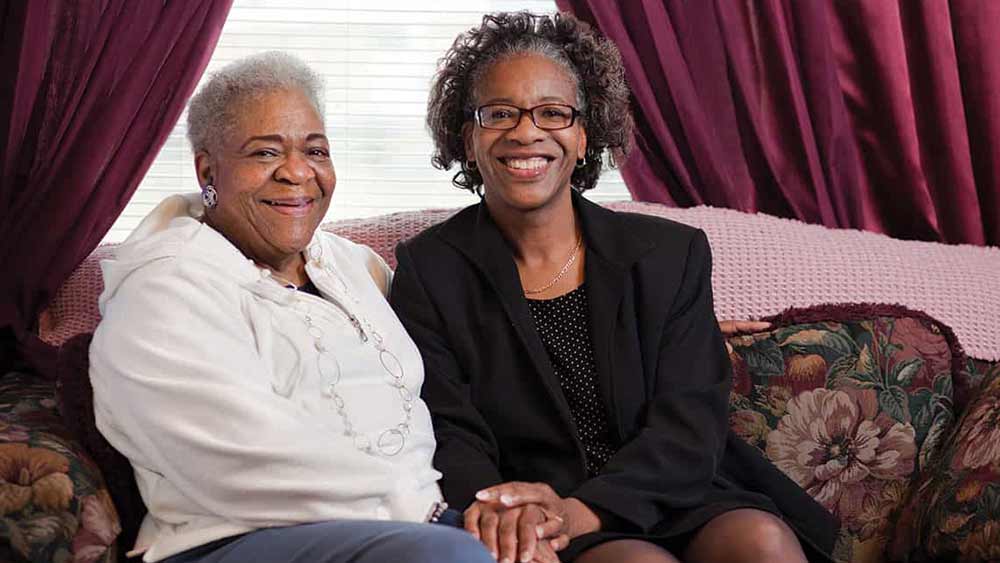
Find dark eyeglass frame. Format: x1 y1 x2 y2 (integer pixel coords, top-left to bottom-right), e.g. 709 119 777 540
472 103 581 131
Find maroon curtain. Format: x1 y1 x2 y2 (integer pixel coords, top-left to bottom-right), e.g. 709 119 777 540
0 0 232 373
557 0 999 246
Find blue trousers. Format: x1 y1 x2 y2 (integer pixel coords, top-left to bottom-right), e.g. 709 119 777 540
162 520 493 563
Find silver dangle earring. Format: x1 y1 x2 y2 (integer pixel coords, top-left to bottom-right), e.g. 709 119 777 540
202 184 218 208
575 156 587 169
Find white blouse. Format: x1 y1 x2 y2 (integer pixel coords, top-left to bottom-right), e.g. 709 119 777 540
89 194 442 562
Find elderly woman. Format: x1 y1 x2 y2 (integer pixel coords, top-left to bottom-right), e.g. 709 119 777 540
390 12 838 563
88 52 493 563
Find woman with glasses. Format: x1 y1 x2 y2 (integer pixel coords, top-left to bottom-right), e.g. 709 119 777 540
89 51 493 563
390 12 838 563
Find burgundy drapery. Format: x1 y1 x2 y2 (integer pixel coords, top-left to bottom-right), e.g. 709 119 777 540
557 0 999 246
0 0 232 373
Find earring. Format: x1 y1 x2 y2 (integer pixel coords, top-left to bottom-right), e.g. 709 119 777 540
467 160 478 171
575 157 587 169
202 184 218 208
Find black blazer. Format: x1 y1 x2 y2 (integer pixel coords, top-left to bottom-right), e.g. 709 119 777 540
390 193 836 554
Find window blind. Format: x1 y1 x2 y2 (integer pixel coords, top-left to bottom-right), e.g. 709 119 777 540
106 0 631 242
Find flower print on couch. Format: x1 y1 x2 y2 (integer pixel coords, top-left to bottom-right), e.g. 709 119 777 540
0 372 119 563
72 490 122 563
892 371 1000 562
0 413 31 443
952 393 1000 471
0 443 75 515
725 308 963 562
766 387 916 533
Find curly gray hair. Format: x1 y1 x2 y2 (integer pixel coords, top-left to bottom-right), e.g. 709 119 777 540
427 12 633 193
186 51 325 153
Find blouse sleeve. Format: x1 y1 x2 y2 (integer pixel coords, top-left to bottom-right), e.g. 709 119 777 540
570 230 732 532
390 241 505 509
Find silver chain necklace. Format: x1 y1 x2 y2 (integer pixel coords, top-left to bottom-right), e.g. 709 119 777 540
265 252 413 457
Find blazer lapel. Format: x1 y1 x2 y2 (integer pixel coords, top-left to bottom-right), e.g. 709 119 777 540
438 204 580 440
575 193 654 442
582 246 626 441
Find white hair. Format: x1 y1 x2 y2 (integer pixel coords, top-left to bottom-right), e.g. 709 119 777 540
186 51 324 153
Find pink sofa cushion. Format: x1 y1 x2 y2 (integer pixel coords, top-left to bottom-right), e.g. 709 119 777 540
39 245 114 348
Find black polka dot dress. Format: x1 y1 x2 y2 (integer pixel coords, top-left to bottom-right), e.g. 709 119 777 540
526 285 616 477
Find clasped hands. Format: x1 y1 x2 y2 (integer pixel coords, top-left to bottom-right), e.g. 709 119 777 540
464 482 600 563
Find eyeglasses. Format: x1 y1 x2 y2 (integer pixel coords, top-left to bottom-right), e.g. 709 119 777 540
473 103 581 131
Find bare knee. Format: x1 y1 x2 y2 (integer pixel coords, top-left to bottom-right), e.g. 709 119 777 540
686 509 806 563
577 539 680 563
741 513 802 561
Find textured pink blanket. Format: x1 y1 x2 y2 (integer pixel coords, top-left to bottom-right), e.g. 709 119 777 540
609 202 1000 362
40 201 1000 361
324 202 1000 362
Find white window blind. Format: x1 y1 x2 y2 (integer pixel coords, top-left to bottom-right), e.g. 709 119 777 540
105 0 631 242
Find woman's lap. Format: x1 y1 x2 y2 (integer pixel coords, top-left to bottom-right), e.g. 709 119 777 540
162 520 492 563
563 507 809 563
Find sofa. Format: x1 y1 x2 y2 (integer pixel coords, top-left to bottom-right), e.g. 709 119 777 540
2 201 999 562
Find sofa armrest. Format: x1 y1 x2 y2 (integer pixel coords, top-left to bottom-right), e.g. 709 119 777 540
725 304 963 563
890 361 1000 562
0 370 120 563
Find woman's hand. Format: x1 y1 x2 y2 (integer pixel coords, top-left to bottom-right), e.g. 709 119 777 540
529 538 562 563
718 320 770 335
718 319 770 353
475 482 600 543
464 500 565 562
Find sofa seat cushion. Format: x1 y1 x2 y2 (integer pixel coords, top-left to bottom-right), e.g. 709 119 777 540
0 371 120 563
890 360 1000 562
726 304 962 563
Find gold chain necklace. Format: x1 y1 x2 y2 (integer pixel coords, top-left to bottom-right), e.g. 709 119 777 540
523 236 583 295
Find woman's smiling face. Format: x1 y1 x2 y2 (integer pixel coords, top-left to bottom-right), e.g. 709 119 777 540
197 87 335 266
464 53 586 217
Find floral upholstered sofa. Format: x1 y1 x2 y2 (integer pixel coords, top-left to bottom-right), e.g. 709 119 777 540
3 201 999 563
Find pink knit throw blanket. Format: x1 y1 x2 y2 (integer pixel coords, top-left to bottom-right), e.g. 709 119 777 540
606 202 1000 362
40 201 1000 361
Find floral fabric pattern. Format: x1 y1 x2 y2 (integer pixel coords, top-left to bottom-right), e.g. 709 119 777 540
0 371 119 563
766 387 916 522
891 360 1000 562
727 315 959 563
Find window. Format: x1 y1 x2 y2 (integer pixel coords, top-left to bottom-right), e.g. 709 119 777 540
105 0 630 242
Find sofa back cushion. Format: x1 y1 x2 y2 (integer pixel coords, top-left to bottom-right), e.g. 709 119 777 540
38 202 1000 366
